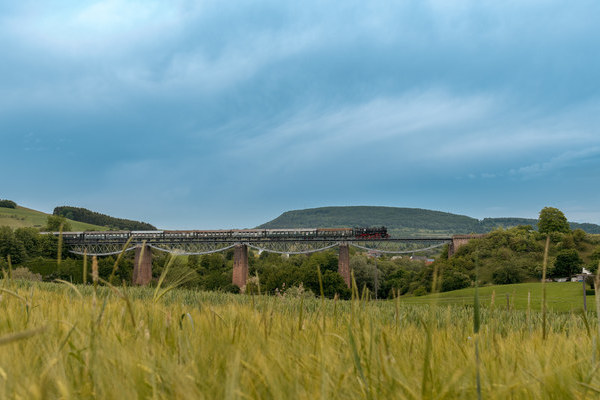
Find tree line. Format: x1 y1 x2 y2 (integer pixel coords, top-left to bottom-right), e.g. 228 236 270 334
0 199 17 208
53 206 156 231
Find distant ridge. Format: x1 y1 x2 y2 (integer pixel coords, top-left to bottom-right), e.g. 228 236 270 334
257 206 600 235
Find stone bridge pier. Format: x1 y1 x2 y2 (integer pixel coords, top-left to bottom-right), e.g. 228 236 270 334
232 244 249 288
448 234 486 257
338 243 351 288
133 244 153 285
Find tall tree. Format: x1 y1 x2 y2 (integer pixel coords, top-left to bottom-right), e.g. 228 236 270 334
538 207 570 234
552 249 583 277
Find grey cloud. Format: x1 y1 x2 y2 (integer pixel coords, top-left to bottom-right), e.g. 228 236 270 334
2 0 600 227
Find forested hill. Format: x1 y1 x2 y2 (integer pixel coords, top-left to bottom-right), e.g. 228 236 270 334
53 206 156 231
257 206 600 235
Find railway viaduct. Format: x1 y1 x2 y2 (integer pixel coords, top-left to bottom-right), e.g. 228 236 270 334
58 231 483 288
132 242 420 288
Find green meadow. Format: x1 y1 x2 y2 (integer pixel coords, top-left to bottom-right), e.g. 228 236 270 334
399 282 593 312
2 279 600 399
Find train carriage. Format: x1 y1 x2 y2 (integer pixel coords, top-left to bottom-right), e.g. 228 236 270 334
317 228 354 238
265 229 318 237
50 226 390 244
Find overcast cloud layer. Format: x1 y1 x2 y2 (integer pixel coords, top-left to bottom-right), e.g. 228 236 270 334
2 0 599 228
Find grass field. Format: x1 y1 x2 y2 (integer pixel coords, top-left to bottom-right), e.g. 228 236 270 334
0 206 106 231
399 282 593 312
2 279 600 399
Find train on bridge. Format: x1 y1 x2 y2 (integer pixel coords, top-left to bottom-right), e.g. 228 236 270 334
52 227 390 241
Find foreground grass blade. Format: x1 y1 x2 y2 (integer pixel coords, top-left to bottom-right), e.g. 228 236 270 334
0 326 46 346
542 235 550 340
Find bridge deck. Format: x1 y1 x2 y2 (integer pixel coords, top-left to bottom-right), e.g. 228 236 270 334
57 235 453 245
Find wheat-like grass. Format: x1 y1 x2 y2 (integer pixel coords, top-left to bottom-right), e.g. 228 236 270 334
0 279 598 399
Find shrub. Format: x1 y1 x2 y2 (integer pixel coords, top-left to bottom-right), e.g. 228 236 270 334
440 269 471 292
492 264 525 285
282 283 315 299
558 235 576 250
242 275 261 295
11 267 42 281
413 286 427 296
573 229 586 244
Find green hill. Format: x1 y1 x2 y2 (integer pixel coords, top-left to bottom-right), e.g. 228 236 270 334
258 206 600 236
0 205 107 231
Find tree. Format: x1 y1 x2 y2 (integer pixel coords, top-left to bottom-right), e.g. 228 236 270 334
591 246 600 264
538 207 570 234
440 268 471 292
45 215 72 232
0 226 27 264
492 264 525 284
572 229 586 245
350 255 381 294
552 249 583 277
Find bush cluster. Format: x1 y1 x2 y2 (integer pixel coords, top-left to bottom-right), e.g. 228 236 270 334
0 199 17 209
0 226 60 264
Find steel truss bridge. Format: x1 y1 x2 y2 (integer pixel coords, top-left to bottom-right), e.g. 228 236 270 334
53 231 455 287
60 234 453 257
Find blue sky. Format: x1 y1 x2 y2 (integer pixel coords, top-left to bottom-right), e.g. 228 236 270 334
2 0 600 229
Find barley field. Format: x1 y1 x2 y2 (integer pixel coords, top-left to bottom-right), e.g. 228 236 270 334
1 279 600 399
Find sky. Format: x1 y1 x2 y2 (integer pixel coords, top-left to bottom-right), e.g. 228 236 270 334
1 0 600 229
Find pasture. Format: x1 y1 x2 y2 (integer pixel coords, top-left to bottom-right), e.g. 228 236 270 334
400 282 593 312
1 280 600 399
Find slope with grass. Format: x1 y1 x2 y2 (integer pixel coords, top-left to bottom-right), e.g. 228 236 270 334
258 206 600 235
400 282 592 312
0 206 106 231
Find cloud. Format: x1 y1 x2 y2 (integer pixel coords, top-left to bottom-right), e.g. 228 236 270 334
3 0 599 104
222 91 600 178
226 90 495 169
2 1 180 54
510 147 600 179
2 0 600 227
